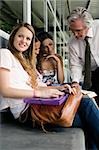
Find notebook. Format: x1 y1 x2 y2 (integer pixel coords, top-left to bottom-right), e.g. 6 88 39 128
24 94 69 106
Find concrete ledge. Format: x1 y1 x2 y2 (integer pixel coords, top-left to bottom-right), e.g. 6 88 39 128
0 110 85 150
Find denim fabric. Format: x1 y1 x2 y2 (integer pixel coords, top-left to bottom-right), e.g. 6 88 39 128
42 96 99 149
72 96 99 150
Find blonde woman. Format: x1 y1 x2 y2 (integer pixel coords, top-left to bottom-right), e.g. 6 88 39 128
0 23 64 119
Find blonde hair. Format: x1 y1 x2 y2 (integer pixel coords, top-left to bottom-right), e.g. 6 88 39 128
8 22 37 88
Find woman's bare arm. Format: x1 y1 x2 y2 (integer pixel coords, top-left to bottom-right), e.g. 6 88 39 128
46 54 64 84
0 68 64 99
0 68 34 98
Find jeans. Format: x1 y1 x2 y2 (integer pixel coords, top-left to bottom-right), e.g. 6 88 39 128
72 96 99 149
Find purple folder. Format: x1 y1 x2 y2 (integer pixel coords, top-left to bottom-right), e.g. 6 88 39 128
24 94 69 106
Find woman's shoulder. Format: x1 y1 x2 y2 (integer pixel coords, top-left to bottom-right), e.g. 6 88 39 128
55 53 62 58
54 53 63 63
0 48 11 55
0 48 15 63
0 48 15 60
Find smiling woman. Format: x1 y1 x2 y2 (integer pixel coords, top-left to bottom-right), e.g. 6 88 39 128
13 27 33 52
0 22 64 118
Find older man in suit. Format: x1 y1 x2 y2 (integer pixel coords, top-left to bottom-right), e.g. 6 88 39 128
67 7 99 105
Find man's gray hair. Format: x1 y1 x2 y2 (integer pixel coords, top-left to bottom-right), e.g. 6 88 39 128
67 7 93 28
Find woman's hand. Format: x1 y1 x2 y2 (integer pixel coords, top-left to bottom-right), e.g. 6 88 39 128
46 54 60 63
46 54 64 84
34 87 64 98
71 82 80 88
59 84 72 94
59 84 80 95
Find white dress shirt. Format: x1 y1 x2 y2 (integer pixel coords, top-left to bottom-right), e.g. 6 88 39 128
68 20 99 83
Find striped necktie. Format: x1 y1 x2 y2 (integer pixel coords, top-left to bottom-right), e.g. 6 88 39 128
83 37 92 90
